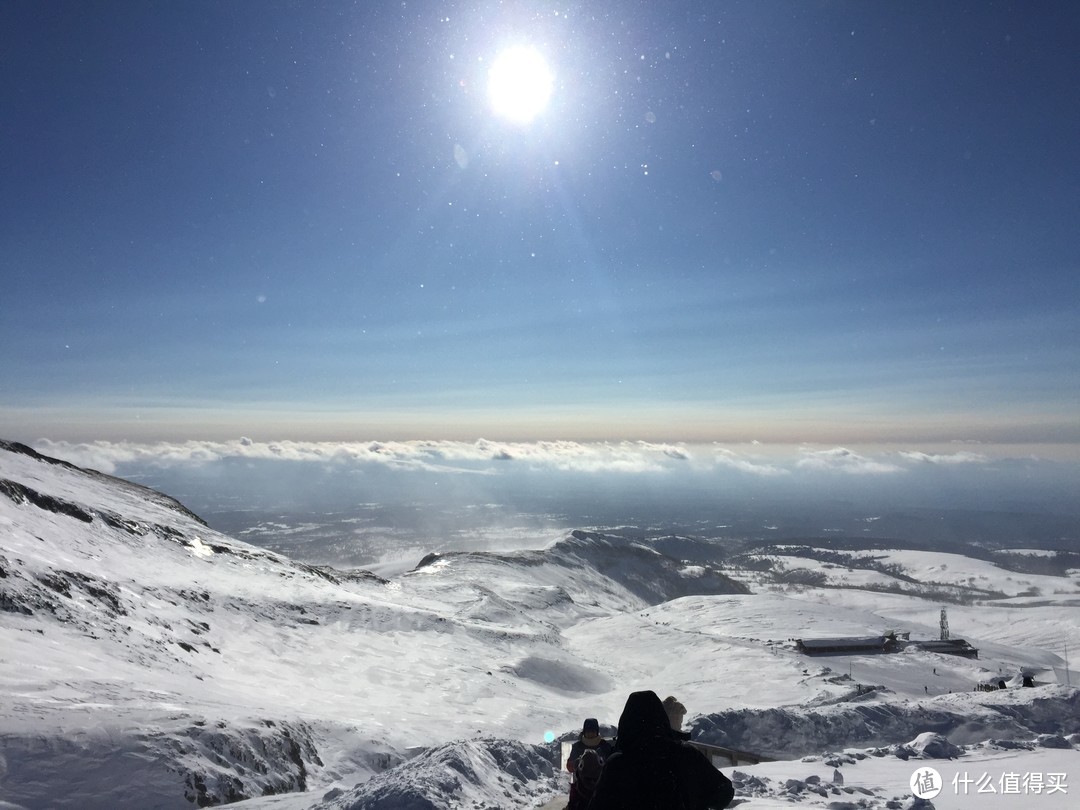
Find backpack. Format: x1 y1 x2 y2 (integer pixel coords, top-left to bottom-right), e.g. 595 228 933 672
571 747 604 805
590 743 702 810
576 747 604 792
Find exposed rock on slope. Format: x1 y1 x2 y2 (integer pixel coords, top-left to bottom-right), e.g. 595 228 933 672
310 737 560 810
693 685 1080 760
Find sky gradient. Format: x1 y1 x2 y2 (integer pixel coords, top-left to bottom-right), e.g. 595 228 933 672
2 1 1078 449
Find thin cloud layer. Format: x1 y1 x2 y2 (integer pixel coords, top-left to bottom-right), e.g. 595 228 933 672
795 447 903 475
25 438 1080 550
34 438 1011 480
35 438 695 476
712 448 789 477
898 450 989 465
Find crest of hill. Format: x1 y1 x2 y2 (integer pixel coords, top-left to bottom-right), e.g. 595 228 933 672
413 528 749 613
0 439 208 526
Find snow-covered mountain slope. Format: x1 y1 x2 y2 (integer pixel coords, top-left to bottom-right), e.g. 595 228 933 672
0 441 740 808
2 439 1079 809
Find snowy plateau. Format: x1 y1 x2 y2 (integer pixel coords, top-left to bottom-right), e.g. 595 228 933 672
1 439 1079 810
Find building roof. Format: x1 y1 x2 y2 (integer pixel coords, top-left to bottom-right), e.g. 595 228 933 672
797 636 891 649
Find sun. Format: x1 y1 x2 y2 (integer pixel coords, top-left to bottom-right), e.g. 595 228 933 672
487 45 554 125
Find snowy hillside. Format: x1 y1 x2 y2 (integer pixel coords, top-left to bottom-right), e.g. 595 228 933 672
2 439 1079 809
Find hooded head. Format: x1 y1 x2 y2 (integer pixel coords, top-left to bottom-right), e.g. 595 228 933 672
614 690 673 752
662 695 687 731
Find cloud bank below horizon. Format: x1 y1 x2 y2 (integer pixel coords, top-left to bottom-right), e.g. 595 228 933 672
31 437 1002 479
16 437 1079 565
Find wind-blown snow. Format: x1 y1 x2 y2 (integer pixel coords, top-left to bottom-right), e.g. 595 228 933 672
1 439 1078 809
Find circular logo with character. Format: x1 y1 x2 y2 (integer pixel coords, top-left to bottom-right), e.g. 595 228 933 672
910 766 943 799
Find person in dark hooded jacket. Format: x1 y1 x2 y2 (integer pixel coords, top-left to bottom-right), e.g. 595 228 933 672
587 690 734 810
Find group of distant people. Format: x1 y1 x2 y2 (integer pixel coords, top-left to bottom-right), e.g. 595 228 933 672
564 690 734 810
973 674 1035 691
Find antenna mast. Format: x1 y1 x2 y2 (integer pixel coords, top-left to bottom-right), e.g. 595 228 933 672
940 607 950 641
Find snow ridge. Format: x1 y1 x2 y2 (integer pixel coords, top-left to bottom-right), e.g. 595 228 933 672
693 685 1080 759
311 738 559 810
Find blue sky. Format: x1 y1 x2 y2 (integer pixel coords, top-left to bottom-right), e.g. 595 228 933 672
2 1 1078 450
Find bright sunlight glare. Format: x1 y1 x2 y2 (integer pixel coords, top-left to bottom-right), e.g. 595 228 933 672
487 45 554 125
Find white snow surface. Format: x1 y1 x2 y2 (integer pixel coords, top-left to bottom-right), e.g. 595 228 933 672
1 440 1078 809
